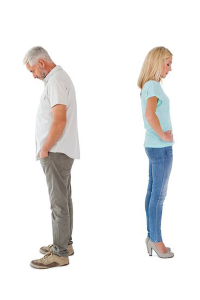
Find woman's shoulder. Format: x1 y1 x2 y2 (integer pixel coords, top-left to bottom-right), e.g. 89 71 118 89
141 80 160 96
143 80 160 90
141 80 165 103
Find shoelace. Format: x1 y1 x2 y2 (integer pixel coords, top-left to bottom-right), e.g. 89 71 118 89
42 251 53 261
48 244 54 250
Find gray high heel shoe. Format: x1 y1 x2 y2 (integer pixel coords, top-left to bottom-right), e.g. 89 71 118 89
147 240 174 258
145 237 171 253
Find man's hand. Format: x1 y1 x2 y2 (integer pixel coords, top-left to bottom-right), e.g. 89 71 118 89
39 148 49 158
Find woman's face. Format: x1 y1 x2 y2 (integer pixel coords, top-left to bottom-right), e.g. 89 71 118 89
161 56 172 78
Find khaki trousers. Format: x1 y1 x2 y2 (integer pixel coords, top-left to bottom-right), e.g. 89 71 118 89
40 152 74 257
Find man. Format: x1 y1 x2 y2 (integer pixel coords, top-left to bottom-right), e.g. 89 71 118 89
23 46 80 269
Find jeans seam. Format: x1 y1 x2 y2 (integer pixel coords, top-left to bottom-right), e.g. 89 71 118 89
153 154 166 242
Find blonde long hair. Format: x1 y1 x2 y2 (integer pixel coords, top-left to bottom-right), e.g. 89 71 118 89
137 46 172 89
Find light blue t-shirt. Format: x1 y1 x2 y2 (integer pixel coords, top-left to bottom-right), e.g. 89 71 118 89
141 80 174 148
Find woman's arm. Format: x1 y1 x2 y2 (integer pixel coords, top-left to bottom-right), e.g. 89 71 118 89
145 97 173 142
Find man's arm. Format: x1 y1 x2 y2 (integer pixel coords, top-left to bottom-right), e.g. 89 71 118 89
145 97 173 142
39 104 67 158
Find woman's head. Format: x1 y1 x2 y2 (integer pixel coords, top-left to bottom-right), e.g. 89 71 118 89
138 46 173 89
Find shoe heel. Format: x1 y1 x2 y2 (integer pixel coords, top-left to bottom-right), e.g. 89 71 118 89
148 240 174 259
145 237 150 254
147 244 152 256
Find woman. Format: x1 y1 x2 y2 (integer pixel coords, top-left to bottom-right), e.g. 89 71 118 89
138 46 174 258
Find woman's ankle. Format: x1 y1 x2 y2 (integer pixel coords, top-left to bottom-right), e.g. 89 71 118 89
154 242 168 253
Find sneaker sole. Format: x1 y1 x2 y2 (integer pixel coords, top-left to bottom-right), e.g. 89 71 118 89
30 262 69 269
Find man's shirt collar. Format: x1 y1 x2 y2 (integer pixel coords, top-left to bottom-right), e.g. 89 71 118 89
43 65 62 83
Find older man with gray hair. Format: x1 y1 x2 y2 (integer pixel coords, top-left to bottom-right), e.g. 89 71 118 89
24 46 80 269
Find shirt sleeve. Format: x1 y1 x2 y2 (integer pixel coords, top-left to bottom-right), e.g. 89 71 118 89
48 78 69 107
146 81 163 107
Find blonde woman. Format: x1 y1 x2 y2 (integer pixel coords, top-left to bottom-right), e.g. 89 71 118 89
138 47 174 258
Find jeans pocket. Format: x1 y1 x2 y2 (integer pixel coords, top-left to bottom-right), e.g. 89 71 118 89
145 148 154 161
165 146 173 158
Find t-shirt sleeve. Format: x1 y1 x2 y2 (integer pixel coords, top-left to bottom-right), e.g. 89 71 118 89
48 78 69 107
146 82 163 107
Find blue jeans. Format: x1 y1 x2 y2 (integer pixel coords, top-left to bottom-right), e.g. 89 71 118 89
145 146 173 242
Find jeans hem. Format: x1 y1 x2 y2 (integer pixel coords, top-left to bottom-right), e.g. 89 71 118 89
150 238 163 243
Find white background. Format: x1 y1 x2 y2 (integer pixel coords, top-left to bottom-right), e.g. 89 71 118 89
0 0 199 299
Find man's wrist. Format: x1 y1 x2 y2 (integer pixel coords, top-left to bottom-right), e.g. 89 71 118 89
41 145 49 153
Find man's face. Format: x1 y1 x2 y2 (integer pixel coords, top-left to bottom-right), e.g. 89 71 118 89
26 61 46 80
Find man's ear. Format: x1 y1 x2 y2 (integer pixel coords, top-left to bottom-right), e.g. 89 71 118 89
26 62 31 71
38 59 45 68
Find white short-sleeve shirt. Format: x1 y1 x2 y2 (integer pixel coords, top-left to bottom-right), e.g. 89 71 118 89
35 65 80 160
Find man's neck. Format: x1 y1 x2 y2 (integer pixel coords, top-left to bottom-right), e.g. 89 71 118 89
45 62 57 76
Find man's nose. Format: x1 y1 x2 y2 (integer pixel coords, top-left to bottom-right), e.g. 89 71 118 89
33 74 37 79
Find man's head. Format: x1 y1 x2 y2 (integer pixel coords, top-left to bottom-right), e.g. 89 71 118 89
23 46 55 80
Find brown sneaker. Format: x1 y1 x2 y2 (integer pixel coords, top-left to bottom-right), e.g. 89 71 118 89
30 251 69 269
40 244 74 256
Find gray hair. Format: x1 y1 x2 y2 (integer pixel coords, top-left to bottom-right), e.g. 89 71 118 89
23 46 53 65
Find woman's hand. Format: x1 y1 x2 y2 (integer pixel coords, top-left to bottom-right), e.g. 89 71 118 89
162 130 173 142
